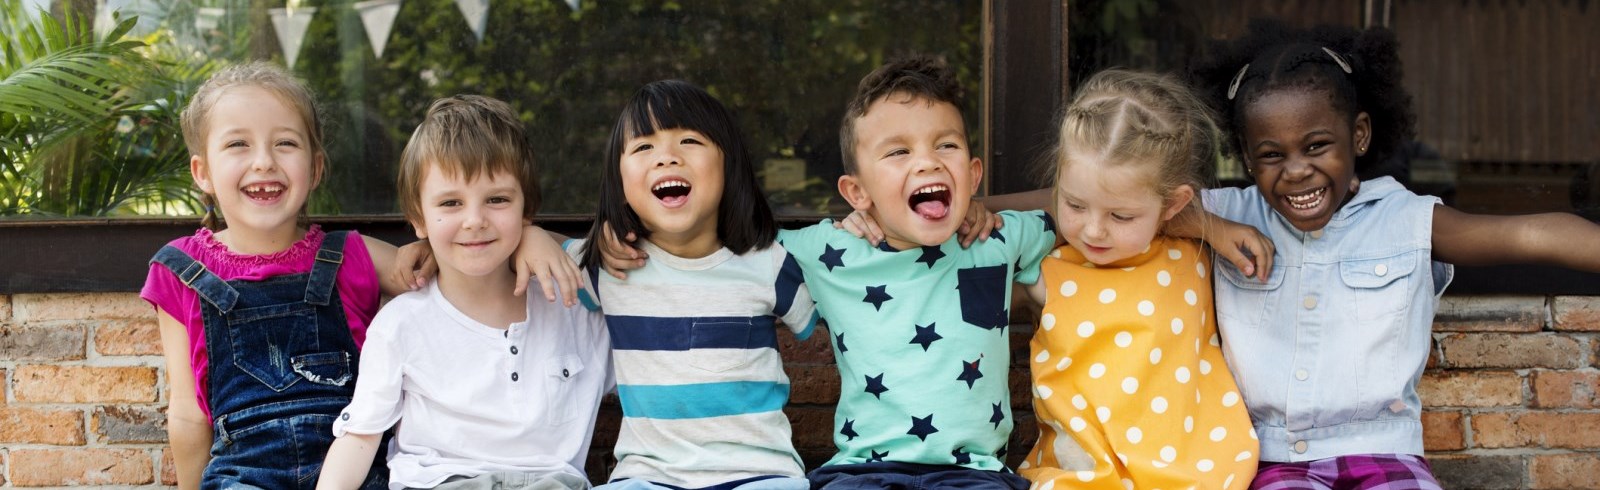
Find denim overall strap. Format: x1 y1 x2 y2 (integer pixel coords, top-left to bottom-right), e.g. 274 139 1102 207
151 246 239 313
305 230 347 306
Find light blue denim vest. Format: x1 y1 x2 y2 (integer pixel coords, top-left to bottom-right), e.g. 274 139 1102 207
1203 177 1454 462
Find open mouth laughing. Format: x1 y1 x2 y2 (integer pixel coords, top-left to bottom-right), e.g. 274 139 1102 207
242 182 285 202
1285 187 1326 210
651 178 691 208
908 183 952 220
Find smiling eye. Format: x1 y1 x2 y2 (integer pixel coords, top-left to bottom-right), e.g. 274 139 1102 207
884 148 909 158
489 196 513 204
224 140 247 149
938 142 961 150
438 199 461 207
1112 214 1135 222
275 139 301 148
680 137 702 145
629 143 653 154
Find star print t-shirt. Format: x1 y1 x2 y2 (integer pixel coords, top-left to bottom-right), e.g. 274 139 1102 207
778 210 1056 471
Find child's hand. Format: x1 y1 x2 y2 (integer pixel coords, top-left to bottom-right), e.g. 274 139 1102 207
513 225 581 306
596 222 647 280
956 200 1002 248
834 210 885 247
1204 219 1275 281
391 240 435 290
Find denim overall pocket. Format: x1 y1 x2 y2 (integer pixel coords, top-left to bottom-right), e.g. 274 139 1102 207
227 302 320 392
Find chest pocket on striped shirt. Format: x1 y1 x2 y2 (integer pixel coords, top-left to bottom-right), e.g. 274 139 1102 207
689 319 759 373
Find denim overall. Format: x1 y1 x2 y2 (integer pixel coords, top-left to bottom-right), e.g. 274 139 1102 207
153 231 387 489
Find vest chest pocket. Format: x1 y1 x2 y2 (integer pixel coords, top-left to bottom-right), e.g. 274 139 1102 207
1214 261 1283 331
1339 252 1418 321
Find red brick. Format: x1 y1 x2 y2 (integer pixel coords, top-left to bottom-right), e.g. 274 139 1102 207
786 364 841 404
1418 371 1523 407
1530 453 1600 489
1552 296 1600 332
1009 367 1031 409
1 294 11 321
93 319 162 356
160 447 177 486
0 407 85 445
1433 296 1546 332
778 323 835 364
785 405 838 453
1438 333 1587 369
1531 370 1600 408
1428 454 1525 490
93 406 167 444
0 323 86 361
8 448 153 486
13 365 158 403
12 293 149 322
1472 412 1600 449
1421 410 1465 451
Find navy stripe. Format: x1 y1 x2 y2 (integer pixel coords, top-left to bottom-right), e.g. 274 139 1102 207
773 252 805 318
607 315 778 351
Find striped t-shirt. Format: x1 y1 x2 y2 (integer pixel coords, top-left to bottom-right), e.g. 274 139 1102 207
567 239 818 489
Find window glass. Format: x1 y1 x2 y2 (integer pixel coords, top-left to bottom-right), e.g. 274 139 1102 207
0 0 983 218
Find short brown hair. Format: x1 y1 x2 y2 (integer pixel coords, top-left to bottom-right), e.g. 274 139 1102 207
838 55 966 174
397 95 540 224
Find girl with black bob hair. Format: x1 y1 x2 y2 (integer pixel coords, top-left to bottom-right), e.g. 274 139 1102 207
1189 19 1600 489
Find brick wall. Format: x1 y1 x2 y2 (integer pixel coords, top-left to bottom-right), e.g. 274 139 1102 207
2 293 1598 489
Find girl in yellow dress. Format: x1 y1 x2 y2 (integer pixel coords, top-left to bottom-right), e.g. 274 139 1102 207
1018 69 1259 490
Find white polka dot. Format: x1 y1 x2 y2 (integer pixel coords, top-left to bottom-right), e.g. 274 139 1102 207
1210 333 1221 346
1197 459 1215 472
1041 313 1056 331
1125 427 1143 444
1170 318 1184 335
1056 356 1073 371
1072 394 1088 410
1098 288 1117 304
1151 396 1168 413
1168 248 1182 260
1210 427 1228 441
1225 474 1236 489
1151 460 1168 469
1137 300 1155 316
1082 262 1096 268
1184 416 1194 433
1184 289 1198 305
1159 445 1177 462
1060 280 1078 297
1156 270 1172 286
1249 430 1258 440
1115 331 1133 347
1196 338 1202 353
1197 389 1203 403
1197 261 1208 278
1175 366 1191 383
1222 391 1240 407
1121 266 1135 272
1070 417 1087 432
1236 451 1253 462
1097 406 1111 422
1019 460 1032 471
1037 385 1054 400
1149 348 1163 364
1089 363 1106 379
1121 479 1134 490
1038 479 1055 490
1050 249 1062 259
1035 350 1050 363
1077 471 1094 482
1078 321 1096 338
1199 359 1213 375
1121 377 1139 394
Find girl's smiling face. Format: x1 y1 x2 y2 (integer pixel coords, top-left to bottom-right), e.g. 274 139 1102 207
1055 155 1191 265
1240 88 1370 232
191 86 322 240
619 126 726 255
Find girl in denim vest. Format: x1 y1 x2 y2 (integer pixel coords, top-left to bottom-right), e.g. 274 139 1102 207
1191 20 1600 489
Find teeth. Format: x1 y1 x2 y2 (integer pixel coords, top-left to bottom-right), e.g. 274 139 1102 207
1287 188 1326 209
652 180 690 192
914 184 948 195
244 184 282 193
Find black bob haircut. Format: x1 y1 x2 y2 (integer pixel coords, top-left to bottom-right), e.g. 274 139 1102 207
1189 19 1416 178
578 79 777 271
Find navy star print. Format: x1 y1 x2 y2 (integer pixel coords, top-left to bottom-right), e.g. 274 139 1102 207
915 245 946 268
990 402 1006 429
987 228 1006 243
863 285 892 310
841 419 859 441
835 332 848 353
957 358 983 389
908 414 938 441
867 450 890 463
909 323 942 351
819 244 847 272
864 373 889 399
952 446 972 465
1038 211 1055 232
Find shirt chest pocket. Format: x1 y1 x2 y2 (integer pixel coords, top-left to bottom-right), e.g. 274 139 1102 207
1339 252 1418 322
1214 261 1283 331
542 355 587 426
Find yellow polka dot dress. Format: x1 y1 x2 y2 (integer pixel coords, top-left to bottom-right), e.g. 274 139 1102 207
1020 237 1258 490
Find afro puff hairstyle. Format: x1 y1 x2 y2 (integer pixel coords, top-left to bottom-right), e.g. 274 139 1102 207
1189 19 1416 178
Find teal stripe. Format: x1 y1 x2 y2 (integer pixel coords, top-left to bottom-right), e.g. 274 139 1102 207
617 381 790 420
794 310 819 341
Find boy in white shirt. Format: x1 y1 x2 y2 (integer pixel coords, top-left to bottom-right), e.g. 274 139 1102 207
318 95 611 490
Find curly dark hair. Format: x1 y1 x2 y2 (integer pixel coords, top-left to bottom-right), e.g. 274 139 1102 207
838 55 965 175
1189 19 1416 177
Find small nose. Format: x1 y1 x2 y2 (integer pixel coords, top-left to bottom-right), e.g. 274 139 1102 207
249 147 278 173
1281 155 1315 181
1084 215 1109 240
462 204 488 229
912 152 946 174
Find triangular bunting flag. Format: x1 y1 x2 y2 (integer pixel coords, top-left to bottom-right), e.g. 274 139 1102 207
454 0 489 43
354 0 401 59
565 0 580 11
269 6 317 68
194 7 225 33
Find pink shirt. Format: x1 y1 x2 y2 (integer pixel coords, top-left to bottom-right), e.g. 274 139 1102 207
141 225 380 419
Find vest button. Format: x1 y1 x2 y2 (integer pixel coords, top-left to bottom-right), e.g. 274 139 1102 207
1293 440 1308 453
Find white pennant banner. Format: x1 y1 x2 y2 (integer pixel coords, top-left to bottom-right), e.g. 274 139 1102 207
269 6 317 68
353 0 401 59
565 0 579 11
454 0 489 43
194 7 225 33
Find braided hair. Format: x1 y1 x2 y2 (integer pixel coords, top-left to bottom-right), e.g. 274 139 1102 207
1189 19 1415 178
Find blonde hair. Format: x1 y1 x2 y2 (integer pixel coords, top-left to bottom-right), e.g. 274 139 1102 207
179 61 324 231
1048 69 1219 215
396 95 540 225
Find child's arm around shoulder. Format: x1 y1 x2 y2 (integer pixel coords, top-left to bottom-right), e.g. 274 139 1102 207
1432 206 1600 271
317 296 417 488
154 309 210 490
